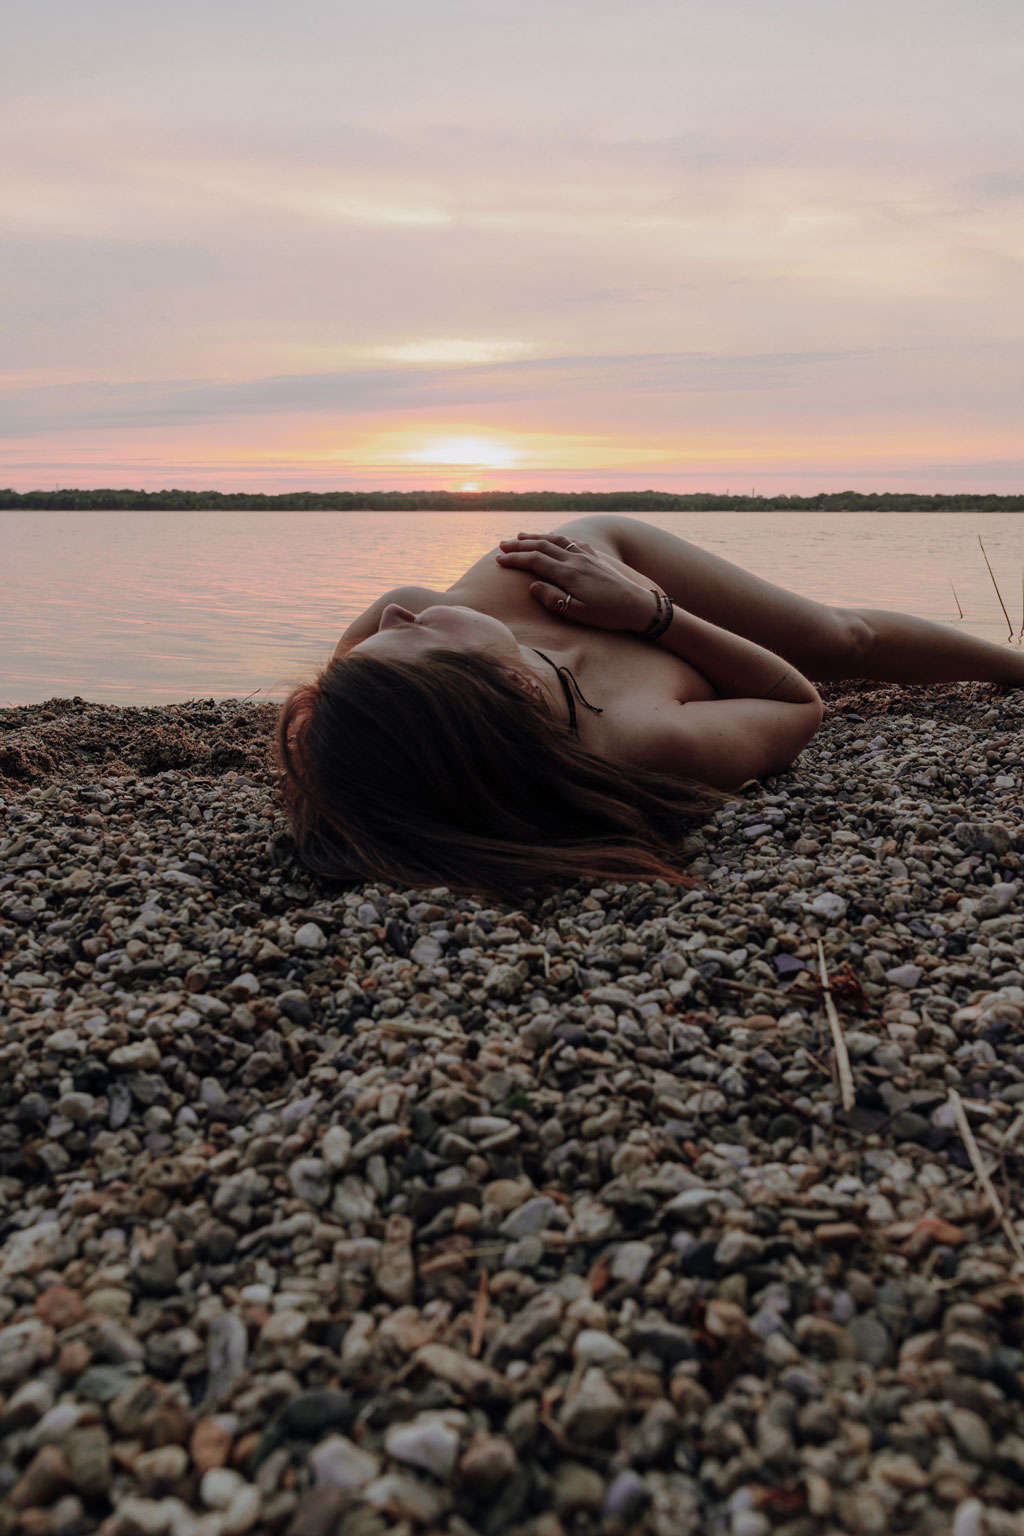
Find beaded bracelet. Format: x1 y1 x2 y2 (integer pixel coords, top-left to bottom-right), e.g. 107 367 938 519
640 589 674 641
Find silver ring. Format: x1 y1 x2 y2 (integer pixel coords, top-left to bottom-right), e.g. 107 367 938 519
555 594 569 613
566 541 580 551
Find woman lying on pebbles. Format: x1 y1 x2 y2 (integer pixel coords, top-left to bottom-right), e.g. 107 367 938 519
278 515 1024 897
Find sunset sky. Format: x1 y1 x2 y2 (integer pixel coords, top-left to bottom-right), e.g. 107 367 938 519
3 0 1022 494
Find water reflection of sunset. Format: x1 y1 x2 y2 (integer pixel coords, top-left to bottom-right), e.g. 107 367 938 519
6 509 1022 707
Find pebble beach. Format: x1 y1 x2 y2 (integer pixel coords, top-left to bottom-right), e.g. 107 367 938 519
2 684 1024 1536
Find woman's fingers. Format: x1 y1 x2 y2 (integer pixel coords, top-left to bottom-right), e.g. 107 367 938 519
499 537 569 560
528 580 576 615
495 548 569 581
507 533 597 556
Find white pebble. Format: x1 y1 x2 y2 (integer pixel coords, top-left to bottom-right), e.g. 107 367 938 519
219 1484 262 1536
200 1467 245 1510
952 1499 985 1536
293 921 327 951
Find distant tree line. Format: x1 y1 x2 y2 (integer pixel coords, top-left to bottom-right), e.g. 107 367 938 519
2 487 1022 512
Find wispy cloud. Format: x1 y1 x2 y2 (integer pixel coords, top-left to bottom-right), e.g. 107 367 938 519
3 0 1023 490
0 350 878 437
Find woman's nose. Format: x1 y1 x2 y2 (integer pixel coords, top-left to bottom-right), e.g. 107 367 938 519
379 603 418 630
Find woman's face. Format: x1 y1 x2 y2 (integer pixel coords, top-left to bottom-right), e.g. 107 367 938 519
354 604 522 665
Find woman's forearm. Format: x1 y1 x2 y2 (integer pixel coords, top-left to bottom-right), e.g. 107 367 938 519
656 603 821 705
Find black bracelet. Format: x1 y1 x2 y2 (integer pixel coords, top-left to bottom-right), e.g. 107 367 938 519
640 589 674 641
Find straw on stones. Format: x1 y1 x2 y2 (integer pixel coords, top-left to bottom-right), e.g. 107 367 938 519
2 683 1024 1536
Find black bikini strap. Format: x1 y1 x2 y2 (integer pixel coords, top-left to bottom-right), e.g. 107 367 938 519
532 649 603 734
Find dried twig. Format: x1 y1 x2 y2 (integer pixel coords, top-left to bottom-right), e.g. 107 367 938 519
816 938 855 1111
979 536 1014 639
706 976 793 1001
949 1088 1024 1263
355 1017 463 1042
951 582 964 620
1000 1110 1024 1151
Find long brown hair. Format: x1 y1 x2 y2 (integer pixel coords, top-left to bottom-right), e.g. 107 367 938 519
277 649 714 900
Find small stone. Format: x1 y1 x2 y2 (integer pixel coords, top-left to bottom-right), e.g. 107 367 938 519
201 1467 245 1509
948 1409 993 1463
573 1330 630 1367
885 964 922 989
952 1498 986 1536
732 1512 771 1536
489 1291 563 1362
35 1285 85 1331
1 1379 55 1429
714 1230 765 1269
483 1177 533 1213
260 1310 308 1346
286 1489 351 1536
374 1214 415 1304
108 1496 177 1536
904 1215 968 1255
849 1314 892 1367
288 1157 331 1207
603 1467 649 1522
362 1470 448 1524
280 1390 355 1437
888 1111 930 1142
65 1424 112 1499
31 1401 89 1446
410 935 443 966
277 988 313 1023
133 1444 189 1490
499 1196 554 1239
414 1343 507 1398
610 1240 655 1285
206 1311 248 1401
0 1314 57 1388
813 1222 862 1248
220 1484 263 1535
482 961 524 998
9 1444 73 1510
321 1125 352 1174
552 1460 605 1515
109 1039 161 1070
310 1433 381 1490
458 1431 518 1494
945 1330 994 1373
293 922 327 951
1 1222 67 1278
49 1494 86 1536
559 1367 625 1443
794 1315 855 1360
809 892 847 922
384 1413 461 1479
131 1232 179 1295
630 1320 696 1363
190 1416 233 1473
663 1186 722 1223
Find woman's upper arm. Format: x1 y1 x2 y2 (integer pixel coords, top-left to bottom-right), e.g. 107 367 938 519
634 697 823 789
549 515 634 557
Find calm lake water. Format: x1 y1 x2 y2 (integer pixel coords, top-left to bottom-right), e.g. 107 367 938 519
2 509 1022 706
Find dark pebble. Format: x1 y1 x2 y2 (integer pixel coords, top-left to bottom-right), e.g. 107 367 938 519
280 1389 355 1437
